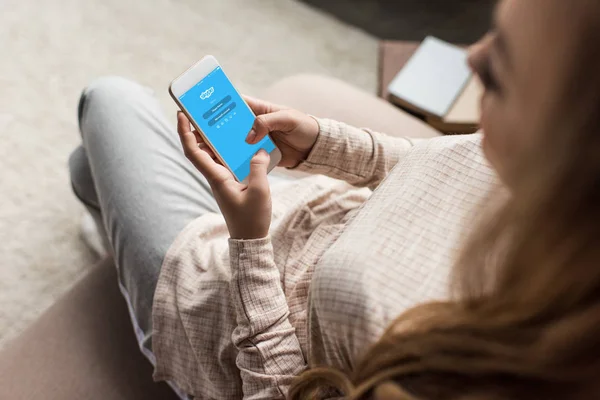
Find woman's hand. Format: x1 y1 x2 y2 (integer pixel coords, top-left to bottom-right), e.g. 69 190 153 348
177 112 272 240
244 96 320 168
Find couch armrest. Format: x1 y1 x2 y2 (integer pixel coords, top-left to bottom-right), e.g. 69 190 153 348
0 258 178 400
262 74 439 139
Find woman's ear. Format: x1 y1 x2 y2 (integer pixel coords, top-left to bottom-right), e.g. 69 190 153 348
373 381 411 400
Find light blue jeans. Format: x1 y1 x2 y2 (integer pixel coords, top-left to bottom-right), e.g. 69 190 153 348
69 76 288 358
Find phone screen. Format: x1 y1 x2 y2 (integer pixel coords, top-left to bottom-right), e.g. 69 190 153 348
178 66 276 181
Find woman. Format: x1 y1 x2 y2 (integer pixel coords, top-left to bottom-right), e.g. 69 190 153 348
69 0 600 398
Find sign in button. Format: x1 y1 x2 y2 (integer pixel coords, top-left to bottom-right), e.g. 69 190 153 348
203 95 232 120
208 102 237 127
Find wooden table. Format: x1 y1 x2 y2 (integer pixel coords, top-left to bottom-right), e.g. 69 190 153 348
378 40 420 99
378 40 480 134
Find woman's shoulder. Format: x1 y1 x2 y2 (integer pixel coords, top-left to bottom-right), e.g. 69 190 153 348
398 133 492 181
414 132 483 154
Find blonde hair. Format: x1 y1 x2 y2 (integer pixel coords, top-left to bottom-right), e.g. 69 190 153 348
290 1 600 399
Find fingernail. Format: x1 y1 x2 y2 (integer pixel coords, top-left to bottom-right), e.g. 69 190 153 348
246 129 256 143
256 149 268 157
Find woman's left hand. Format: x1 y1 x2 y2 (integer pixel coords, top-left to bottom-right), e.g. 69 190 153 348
177 112 272 240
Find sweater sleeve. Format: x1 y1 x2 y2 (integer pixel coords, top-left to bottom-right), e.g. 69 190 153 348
229 237 306 400
294 118 422 190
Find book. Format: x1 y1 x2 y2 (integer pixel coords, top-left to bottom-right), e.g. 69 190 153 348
386 36 481 134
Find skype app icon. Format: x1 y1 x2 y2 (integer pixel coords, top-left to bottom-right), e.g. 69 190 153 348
200 87 214 100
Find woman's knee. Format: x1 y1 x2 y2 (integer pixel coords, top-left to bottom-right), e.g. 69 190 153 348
68 146 99 209
77 76 152 127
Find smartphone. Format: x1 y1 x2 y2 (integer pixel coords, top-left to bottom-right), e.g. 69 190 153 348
169 55 282 184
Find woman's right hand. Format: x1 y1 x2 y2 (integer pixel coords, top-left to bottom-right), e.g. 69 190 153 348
244 96 320 168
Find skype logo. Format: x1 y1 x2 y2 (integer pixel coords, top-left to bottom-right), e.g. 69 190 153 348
200 87 214 100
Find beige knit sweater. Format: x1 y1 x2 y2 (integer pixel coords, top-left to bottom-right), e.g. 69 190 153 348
151 118 497 399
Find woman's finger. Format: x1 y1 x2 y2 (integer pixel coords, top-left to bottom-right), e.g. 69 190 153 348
177 112 229 184
246 110 298 144
192 129 205 145
198 142 217 159
243 95 272 116
177 111 192 135
247 149 270 196
177 112 199 154
177 112 205 145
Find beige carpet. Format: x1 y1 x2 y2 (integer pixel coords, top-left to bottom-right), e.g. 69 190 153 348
0 0 376 348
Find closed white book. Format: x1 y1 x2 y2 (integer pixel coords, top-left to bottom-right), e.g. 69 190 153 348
387 36 472 119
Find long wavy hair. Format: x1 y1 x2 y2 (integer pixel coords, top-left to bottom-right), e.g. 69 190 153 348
289 2 600 399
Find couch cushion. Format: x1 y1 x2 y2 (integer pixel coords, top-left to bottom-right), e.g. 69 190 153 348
0 258 178 400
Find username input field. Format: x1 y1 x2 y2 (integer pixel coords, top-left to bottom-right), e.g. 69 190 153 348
207 102 237 127
203 95 232 120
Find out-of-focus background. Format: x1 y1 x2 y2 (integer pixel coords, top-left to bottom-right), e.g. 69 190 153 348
0 0 493 348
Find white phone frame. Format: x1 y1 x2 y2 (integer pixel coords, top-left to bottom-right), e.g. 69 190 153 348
169 55 282 184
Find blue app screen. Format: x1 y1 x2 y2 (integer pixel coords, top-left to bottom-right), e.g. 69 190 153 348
179 66 276 181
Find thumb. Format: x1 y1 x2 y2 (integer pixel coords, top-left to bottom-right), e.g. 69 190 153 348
247 149 270 194
246 110 297 144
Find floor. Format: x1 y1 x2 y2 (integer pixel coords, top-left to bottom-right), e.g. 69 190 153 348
0 0 377 348
301 0 495 43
